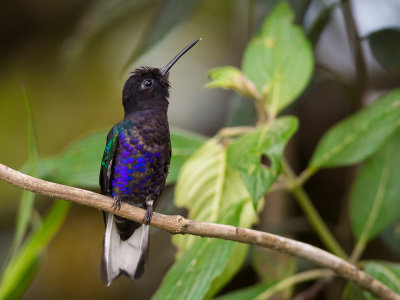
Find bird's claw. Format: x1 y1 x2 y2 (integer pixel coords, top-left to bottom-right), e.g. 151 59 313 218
111 197 122 211
142 206 153 225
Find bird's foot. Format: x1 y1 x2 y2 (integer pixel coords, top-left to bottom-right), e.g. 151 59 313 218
111 197 122 211
142 205 153 225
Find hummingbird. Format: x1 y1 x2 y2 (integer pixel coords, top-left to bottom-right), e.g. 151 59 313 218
99 38 201 286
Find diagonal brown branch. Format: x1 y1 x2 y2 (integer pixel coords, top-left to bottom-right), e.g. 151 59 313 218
0 163 399 300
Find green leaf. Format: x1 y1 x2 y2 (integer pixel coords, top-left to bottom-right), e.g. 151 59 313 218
168 128 206 184
309 89 400 168
226 117 298 206
121 0 199 73
206 241 248 299
11 191 36 256
217 269 326 300
39 131 106 187
242 2 313 116
167 138 257 298
12 89 39 254
153 205 246 300
246 249 296 300
229 95 258 127
62 0 153 59
350 129 400 243
35 127 203 187
363 261 400 300
381 221 400 255
0 200 70 300
206 66 242 89
368 28 400 74
307 3 337 46
214 283 272 300
173 138 256 252
206 66 261 102
154 239 242 300
251 248 296 284
342 282 366 300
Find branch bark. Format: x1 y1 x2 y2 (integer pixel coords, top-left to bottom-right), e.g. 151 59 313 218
0 163 399 300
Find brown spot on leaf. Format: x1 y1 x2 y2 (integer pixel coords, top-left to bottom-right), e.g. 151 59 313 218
260 154 272 169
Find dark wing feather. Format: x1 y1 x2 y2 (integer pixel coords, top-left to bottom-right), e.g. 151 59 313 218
155 140 171 206
99 125 120 196
165 140 172 179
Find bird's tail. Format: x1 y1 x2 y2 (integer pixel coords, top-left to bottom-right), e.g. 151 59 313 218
101 213 149 286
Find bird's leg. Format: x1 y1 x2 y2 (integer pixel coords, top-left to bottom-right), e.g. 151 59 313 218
111 196 122 211
142 198 154 225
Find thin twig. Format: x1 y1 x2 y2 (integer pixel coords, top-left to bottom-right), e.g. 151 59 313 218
256 269 333 300
0 163 398 300
293 276 334 300
218 126 254 137
295 167 317 187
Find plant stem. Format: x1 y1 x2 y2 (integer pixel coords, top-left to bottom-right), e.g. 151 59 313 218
282 159 348 259
296 167 318 186
255 269 333 300
255 100 267 125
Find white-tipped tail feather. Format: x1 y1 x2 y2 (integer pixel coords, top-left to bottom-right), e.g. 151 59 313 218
101 213 149 286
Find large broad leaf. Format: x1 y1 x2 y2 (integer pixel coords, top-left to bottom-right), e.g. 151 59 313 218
153 205 247 300
309 89 400 169
226 116 298 206
168 129 205 184
242 2 313 116
0 201 70 300
350 129 400 243
35 127 204 187
173 138 255 251
63 0 199 70
153 238 242 300
158 138 256 299
368 28 400 74
38 131 106 187
363 261 400 300
62 0 153 59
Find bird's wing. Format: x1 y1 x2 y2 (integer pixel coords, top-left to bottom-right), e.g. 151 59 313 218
165 140 172 178
99 125 120 196
155 140 171 204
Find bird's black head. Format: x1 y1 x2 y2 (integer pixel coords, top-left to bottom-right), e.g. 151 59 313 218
122 38 201 116
122 67 170 114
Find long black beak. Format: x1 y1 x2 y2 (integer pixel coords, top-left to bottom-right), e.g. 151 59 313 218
161 38 202 76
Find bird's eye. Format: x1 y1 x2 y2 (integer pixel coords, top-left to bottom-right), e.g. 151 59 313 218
143 79 153 88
